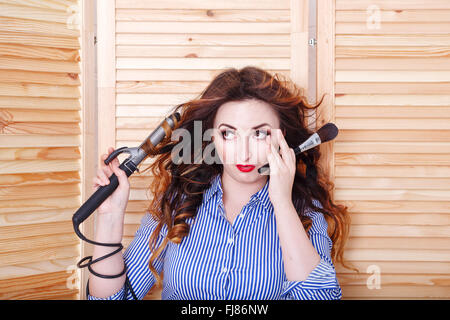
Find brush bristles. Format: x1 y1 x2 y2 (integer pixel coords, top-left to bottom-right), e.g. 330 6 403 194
317 123 339 143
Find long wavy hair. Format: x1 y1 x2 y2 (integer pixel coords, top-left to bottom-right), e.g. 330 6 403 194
140 66 354 289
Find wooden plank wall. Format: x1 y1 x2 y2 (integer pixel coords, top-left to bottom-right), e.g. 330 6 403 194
0 0 82 299
112 0 294 299
332 0 450 299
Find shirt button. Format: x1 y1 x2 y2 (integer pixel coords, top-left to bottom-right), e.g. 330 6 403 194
227 238 234 245
239 213 244 218
222 267 227 273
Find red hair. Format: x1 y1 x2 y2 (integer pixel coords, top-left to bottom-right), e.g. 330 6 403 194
140 66 355 289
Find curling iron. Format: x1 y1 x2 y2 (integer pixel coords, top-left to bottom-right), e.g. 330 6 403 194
258 123 339 175
72 111 181 242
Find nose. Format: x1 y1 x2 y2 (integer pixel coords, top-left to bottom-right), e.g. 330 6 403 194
237 136 251 163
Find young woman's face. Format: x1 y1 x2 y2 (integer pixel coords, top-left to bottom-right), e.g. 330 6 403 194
212 98 283 182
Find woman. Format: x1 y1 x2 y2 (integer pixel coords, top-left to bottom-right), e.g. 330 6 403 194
87 66 352 300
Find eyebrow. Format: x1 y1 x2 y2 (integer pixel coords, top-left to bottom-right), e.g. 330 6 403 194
218 123 271 130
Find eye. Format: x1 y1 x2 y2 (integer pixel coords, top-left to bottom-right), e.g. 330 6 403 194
220 129 235 140
254 129 270 140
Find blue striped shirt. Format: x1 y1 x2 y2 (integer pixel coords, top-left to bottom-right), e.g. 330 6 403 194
88 173 342 300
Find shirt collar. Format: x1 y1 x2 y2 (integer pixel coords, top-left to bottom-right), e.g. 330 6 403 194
203 173 273 212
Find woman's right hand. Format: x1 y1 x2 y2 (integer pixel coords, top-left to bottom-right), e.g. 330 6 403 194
92 146 131 216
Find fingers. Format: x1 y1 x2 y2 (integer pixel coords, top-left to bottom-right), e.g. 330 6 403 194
266 130 296 173
266 131 281 172
276 130 296 172
110 157 129 190
270 138 283 168
93 146 122 189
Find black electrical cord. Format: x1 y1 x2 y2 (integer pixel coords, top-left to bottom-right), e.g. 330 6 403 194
74 222 138 300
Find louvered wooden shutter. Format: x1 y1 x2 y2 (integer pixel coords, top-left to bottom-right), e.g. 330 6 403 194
103 0 302 300
330 0 450 299
0 0 91 299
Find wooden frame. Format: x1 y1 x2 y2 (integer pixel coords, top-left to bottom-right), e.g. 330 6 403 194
316 0 335 191
80 0 116 299
80 0 96 300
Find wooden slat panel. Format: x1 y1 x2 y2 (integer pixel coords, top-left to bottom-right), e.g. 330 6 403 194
0 0 78 12
336 153 450 165
116 46 290 58
335 165 450 178
336 58 450 70
1 233 78 253
0 221 75 240
116 69 289 81
0 208 77 227
345 237 450 249
349 225 450 238
116 57 290 70
336 118 450 130
0 192 80 214
349 213 450 226
116 33 290 46
0 122 80 134
341 285 449 299
0 17 80 37
336 200 450 213
339 273 450 287
0 270 79 299
0 183 79 200
336 22 450 35
0 135 79 148
0 109 80 122
0 3 74 24
0 32 80 49
335 189 450 201
116 21 290 34
0 147 80 161
334 142 450 154
0 56 80 73
0 258 75 281
335 177 450 189
336 0 450 10
116 9 290 22
336 35 450 46
116 92 198 105
116 81 209 93
0 83 80 98
336 261 450 274
0 44 79 62
0 0 82 300
0 245 79 267
335 94 450 106
336 106 450 118
116 0 290 10
0 70 79 86
336 10 450 23
0 96 80 110
0 160 81 174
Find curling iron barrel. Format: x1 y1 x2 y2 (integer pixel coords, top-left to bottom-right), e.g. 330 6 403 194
72 112 181 229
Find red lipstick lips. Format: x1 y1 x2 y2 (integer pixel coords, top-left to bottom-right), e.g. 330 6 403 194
236 165 255 172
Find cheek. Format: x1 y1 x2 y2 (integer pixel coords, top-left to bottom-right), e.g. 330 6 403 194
255 141 269 163
213 139 233 164
221 142 237 164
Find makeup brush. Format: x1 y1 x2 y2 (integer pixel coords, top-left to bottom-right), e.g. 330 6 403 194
258 123 339 175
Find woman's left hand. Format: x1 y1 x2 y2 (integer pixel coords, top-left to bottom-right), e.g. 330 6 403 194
265 129 297 208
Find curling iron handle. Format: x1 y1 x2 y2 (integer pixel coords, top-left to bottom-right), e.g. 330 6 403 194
72 162 134 227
